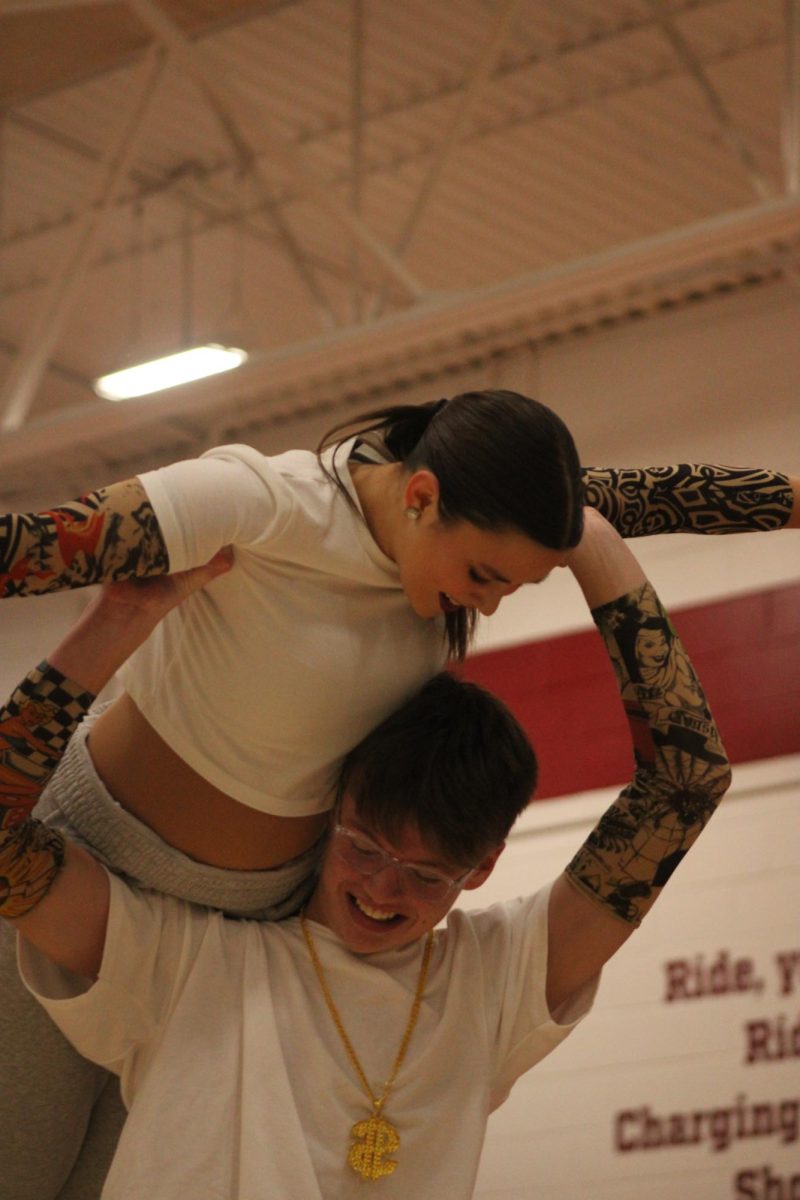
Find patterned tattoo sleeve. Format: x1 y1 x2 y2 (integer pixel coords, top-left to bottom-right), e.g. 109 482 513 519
565 582 731 926
0 478 169 598
583 464 793 536
0 663 95 917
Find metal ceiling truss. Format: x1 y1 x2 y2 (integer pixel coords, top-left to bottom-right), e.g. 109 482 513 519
0 2 786 306
0 44 171 432
2 190 799 487
0 0 798 473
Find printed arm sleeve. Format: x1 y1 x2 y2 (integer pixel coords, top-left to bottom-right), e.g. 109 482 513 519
0 478 168 598
1 554 231 983
1 446 286 598
564 580 732 927
0 664 95 918
582 464 797 535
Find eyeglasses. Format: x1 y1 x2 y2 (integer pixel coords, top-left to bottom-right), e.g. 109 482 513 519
331 823 475 902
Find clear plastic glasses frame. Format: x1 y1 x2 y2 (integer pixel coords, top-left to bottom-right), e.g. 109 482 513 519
331 823 475 901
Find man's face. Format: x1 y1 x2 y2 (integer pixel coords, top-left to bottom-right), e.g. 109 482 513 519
304 796 503 955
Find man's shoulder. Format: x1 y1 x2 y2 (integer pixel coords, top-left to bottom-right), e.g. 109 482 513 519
102 874 287 999
443 885 552 952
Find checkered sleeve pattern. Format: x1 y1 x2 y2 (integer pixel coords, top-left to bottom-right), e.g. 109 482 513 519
1 662 96 826
0 662 93 917
9 661 95 756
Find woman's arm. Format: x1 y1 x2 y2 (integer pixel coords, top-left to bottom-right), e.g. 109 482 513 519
545 510 732 1012
1 446 287 600
583 464 798 535
0 551 232 977
0 478 169 598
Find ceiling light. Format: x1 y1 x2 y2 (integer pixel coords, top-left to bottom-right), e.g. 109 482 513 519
94 344 248 401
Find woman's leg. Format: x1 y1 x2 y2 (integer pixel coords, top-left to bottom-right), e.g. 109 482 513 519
1 708 323 1197
55 1076 126 1200
0 919 112 1200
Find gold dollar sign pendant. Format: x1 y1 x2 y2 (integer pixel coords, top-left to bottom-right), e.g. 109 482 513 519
301 913 434 1185
348 1112 400 1180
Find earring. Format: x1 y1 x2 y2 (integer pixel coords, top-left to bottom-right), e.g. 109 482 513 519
405 506 421 521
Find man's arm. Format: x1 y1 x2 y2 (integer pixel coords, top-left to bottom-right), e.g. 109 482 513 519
0 478 169 598
583 464 799 534
546 510 732 1013
0 551 233 979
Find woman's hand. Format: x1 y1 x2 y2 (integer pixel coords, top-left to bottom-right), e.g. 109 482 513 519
47 549 234 695
89 546 234 623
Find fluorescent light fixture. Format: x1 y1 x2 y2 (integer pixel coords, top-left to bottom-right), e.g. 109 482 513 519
94 344 248 401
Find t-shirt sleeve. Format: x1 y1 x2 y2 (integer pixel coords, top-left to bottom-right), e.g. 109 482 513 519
461 884 599 1108
136 445 291 573
17 871 204 1074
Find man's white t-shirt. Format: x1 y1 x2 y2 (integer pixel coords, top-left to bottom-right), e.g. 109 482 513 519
20 875 596 1200
119 441 445 815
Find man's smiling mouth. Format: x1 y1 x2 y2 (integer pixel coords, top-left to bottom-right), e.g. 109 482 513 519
351 895 403 924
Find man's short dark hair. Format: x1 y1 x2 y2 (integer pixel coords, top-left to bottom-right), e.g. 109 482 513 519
337 673 537 865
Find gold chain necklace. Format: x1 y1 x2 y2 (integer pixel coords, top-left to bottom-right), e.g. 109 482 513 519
299 911 434 1182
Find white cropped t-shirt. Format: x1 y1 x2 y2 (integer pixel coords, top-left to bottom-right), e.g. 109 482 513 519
118 441 445 815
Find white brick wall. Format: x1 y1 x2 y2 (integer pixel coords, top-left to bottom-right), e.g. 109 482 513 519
466 756 800 1200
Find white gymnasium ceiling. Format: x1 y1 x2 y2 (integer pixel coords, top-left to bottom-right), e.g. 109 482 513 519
1 0 800 502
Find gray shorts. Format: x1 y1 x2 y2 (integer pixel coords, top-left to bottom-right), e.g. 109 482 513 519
34 706 323 919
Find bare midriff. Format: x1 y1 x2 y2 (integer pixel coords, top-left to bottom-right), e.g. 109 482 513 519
88 693 328 870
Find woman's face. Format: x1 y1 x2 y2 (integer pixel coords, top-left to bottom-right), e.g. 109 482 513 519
397 512 567 620
635 626 670 670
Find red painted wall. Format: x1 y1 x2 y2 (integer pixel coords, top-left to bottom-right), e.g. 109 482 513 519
457 582 800 801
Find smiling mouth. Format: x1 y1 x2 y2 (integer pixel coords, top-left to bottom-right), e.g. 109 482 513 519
439 592 462 614
349 894 404 927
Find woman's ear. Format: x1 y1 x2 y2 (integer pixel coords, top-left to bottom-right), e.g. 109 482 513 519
403 469 440 519
462 843 505 891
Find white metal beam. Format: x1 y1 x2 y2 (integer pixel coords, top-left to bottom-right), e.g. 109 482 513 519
349 0 365 321
198 90 338 329
2 194 799 470
0 0 113 10
3 8 780 298
0 112 348 311
784 0 800 195
645 0 776 201
369 0 525 319
0 47 170 433
125 0 425 302
393 0 525 257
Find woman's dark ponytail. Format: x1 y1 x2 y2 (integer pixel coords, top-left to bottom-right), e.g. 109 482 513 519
319 398 447 462
318 390 583 661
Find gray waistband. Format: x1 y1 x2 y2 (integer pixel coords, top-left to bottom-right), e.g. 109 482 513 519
34 709 321 920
